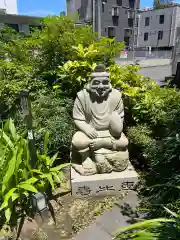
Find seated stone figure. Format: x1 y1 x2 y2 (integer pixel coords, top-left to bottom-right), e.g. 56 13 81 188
71 64 129 176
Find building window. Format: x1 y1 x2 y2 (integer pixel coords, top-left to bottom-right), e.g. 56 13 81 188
0 8 6 14
128 18 133 27
159 15 164 24
77 8 81 19
113 16 119 26
124 28 133 37
6 23 19 32
127 10 134 19
144 32 148 41
108 27 116 38
124 37 130 46
135 17 139 27
158 31 163 40
129 0 135 9
134 35 138 46
145 17 150 26
117 0 122 6
105 28 107 32
102 3 105 13
112 7 119 16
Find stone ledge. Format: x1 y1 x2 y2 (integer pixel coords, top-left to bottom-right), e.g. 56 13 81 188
71 164 138 198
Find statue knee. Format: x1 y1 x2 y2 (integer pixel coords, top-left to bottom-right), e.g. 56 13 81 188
116 134 129 149
72 131 91 150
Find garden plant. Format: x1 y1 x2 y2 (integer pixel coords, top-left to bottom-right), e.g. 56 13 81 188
0 15 180 239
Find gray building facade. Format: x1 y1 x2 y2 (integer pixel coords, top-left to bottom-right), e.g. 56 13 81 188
0 13 42 34
66 0 92 22
137 6 180 49
101 0 139 45
66 0 140 47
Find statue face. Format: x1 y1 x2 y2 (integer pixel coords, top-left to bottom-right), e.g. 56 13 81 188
90 77 111 98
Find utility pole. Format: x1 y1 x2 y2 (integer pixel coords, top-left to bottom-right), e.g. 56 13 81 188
121 0 138 64
97 0 102 38
92 0 107 38
92 0 96 33
132 0 138 63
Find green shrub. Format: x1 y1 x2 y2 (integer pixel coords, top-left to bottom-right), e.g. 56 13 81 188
0 61 46 119
127 85 180 217
0 119 69 226
31 91 75 157
113 209 179 239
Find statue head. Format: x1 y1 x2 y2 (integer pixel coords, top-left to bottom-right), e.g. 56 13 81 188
86 64 112 98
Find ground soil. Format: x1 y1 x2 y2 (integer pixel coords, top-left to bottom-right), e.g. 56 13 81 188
21 181 124 240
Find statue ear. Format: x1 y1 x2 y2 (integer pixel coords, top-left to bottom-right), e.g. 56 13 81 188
86 83 90 91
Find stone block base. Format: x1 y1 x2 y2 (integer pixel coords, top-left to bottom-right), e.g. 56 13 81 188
71 164 138 198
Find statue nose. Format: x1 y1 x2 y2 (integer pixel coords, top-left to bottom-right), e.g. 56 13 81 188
98 83 103 88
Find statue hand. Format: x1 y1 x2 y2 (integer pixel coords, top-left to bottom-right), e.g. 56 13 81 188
85 128 98 139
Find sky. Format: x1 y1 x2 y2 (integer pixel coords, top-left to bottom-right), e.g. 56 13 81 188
18 0 153 17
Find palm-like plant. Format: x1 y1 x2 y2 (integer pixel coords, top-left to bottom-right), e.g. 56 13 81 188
113 203 180 239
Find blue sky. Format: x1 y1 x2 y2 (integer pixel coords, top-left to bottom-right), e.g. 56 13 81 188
18 0 153 17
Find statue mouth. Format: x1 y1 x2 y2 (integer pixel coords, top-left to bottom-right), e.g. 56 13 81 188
97 89 105 96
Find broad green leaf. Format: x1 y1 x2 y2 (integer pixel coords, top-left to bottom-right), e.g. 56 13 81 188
15 147 23 171
19 184 38 193
46 174 55 190
21 177 38 185
0 188 17 210
113 218 175 238
51 171 61 183
22 168 29 180
5 208 12 223
31 169 42 174
11 192 20 202
39 173 55 190
22 191 29 197
117 229 159 240
58 171 65 182
8 119 17 140
163 206 178 218
3 153 17 186
51 163 71 172
2 132 14 150
51 152 58 165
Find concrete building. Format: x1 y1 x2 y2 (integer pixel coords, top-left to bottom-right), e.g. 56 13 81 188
66 0 92 22
66 0 140 47
101 0 140 45
0 0 18 14
0 13 42 34
137 6 180 51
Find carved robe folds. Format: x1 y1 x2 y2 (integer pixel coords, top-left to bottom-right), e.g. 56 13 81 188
71 65 129 176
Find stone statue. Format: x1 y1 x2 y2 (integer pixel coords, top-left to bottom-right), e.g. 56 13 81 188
71 64 129 176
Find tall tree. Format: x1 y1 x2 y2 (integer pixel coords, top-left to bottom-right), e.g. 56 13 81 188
153 0 161 9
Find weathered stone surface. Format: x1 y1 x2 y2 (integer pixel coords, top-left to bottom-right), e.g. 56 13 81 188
74 191 140 240
71 164 138 198
18 217 39 240
71 64 129 175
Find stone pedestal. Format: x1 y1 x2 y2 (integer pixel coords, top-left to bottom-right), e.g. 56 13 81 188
71 164 138 198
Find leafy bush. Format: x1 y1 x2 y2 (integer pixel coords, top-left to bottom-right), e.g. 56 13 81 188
0 16 127 158
0 61 46 119
114 205 180 240
127 85 180 218
0 120 69 226
31 91 75 157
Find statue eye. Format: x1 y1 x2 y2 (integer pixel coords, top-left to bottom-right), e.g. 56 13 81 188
102 80 109 85
92 80 100 85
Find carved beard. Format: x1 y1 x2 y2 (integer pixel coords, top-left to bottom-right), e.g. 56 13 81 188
90 88 111 98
